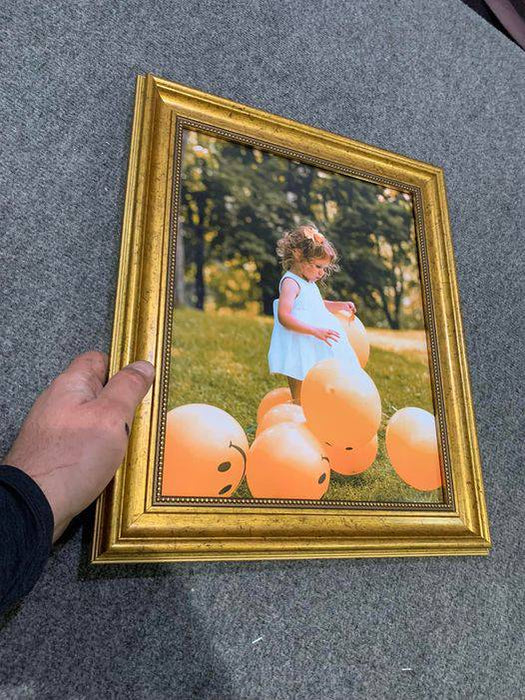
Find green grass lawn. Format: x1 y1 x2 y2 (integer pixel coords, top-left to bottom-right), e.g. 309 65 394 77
168 307 443 504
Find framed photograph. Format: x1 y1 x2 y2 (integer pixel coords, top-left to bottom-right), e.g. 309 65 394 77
91 73 490 562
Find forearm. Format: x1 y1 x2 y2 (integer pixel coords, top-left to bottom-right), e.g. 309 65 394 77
278 310 315 336
324 300 338 311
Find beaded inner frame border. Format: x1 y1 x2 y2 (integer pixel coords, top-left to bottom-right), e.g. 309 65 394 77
153 116 454 512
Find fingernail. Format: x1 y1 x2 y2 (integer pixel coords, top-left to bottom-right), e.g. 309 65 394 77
128 360 155 381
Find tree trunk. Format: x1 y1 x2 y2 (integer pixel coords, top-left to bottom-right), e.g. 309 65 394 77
174 221 185 307
377 286 396 329
261 264 277 316
393 275 403 330
195 225 205 310
262 287 274 316
194 192 206 310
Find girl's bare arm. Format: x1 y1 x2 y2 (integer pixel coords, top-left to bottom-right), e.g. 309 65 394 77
324 300 356 315
278 279 339 345
278 279 312 334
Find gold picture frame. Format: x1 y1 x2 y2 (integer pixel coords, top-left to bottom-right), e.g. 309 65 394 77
91 73 490 563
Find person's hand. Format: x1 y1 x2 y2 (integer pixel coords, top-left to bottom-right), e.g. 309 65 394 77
335 301 357 317
311 327 340 346
4 351 155 542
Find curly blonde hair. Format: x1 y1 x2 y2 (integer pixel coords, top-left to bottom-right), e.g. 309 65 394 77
276 222 339 275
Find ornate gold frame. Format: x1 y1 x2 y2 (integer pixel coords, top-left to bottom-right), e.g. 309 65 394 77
91 73 490 563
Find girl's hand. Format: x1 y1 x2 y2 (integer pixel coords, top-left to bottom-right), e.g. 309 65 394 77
311 327 340 346
335 301 356 317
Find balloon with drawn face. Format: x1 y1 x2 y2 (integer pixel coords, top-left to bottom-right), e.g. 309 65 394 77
325 434 378 475
162 404 248 498
385 407 441 491
246 422 330 500
302 358 381 449
256 402 306 437
331 311 370 369
256 387 293 424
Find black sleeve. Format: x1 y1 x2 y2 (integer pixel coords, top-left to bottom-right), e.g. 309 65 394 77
0 465 54 615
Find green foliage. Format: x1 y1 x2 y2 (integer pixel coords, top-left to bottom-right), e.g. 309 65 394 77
204 258 261 312
168 308 442 504
178 131 424 329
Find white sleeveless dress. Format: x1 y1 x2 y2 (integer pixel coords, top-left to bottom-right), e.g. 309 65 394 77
268 270 360 381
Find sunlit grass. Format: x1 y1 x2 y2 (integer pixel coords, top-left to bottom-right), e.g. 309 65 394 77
168 307 442 504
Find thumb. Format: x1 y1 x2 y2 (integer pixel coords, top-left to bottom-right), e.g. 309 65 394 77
97 360 155 423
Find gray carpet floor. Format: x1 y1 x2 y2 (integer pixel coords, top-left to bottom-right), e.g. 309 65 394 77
0 1 524 697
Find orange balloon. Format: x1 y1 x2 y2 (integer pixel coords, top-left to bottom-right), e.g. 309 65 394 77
325 434 378 475
302 358 381 448
246 422 330 499
162 403 248 497
385 407 442 491
257 386 293 423
331 311 370 368
256 402 306 437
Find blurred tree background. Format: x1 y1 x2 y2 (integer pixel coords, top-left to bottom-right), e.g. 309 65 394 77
177 129 423 330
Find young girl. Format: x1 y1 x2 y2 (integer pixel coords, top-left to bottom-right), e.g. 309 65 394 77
268 223 359 404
